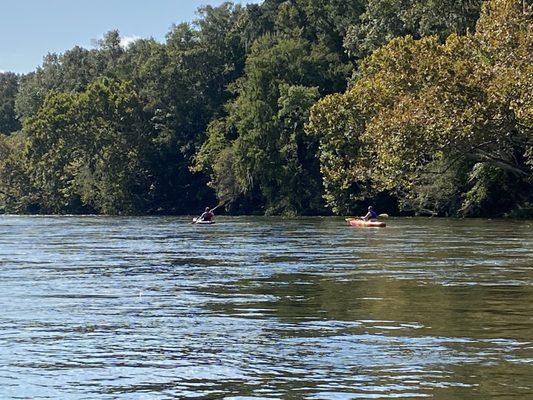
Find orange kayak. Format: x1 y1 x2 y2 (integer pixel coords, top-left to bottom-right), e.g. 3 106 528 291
346 218 386 228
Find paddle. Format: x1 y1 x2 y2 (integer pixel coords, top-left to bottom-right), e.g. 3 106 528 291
191 201 225 224
346 213 389 221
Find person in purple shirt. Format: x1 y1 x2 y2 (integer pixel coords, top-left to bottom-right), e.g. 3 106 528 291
361 206 378 221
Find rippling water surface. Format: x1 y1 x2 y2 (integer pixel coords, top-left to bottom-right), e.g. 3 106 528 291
0 216 532 399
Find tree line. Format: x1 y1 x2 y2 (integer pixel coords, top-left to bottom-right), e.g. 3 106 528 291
0 0 531 217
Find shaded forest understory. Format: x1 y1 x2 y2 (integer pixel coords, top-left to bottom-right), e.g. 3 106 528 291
1 0 531 217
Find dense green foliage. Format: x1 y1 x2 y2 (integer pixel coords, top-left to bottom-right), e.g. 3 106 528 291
0 72 21 134
308 0 532 217
0 0 530 216
344 0 484 59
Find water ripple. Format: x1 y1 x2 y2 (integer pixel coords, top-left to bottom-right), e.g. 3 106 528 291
0 216 532 399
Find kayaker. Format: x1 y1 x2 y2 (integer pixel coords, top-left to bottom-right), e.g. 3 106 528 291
361 206 378 221
198 207 214 222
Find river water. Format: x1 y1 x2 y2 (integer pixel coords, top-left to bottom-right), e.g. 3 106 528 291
0 216 532 399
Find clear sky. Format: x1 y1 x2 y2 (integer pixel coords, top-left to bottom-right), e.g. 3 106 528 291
0 0 254 74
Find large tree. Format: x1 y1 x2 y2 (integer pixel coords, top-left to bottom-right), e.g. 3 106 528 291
22 78 153 214
194 33 349 214
308 0 532 216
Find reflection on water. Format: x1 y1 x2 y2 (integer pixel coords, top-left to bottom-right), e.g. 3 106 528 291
0 216 532 399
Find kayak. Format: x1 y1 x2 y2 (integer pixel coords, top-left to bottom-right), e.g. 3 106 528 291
192 218 216 225
346 218 386 228
346 219 386 228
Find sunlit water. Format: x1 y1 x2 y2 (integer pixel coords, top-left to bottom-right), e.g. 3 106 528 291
0 216 532 399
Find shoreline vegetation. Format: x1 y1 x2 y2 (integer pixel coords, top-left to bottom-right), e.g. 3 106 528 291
0 0 531 218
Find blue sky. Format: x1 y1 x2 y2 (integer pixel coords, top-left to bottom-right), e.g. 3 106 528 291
0 0 254 74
